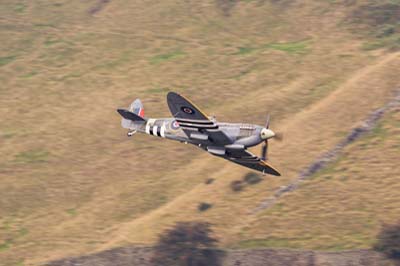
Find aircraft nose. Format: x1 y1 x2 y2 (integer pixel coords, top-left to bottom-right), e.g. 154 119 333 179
260 128 275 140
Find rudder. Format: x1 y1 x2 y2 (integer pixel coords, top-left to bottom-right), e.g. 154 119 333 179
130 99 144 118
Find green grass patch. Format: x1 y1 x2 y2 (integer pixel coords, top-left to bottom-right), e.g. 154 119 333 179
2 220 12 231
319 242 355 251
44 39 62 46
15 149 49 163
0 240 12 251
21 71 38 78
270 202 285 212
14 3 26 13
33 23 56 28
361 36 400 51
144 87 170 94
150 50 185 64
16 259 25 266
234 46 257 55
371 122 387 137
264 40 310 54
66 209 77 216
237 237 310 249
1 130 16 139
234 40 310 56
19 228 28 236
358 120 388 144
0 56 16 67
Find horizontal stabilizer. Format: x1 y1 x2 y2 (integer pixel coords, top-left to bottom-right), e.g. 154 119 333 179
117 109 146 122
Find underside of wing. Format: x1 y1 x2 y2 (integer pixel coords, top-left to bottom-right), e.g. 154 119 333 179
224 149 281 176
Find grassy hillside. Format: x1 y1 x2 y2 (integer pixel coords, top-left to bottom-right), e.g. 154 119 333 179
0 0 399 265
238 108 400 250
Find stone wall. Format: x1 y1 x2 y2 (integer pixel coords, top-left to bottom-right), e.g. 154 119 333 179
46 247 396 266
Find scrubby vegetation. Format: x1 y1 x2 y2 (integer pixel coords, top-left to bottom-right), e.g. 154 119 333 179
198 202 213 212
243 172 263 185
349 1 400 50
230 180 244 192
204 178 215 185
374 221 400 261
230 173 263 191
152 222 223 266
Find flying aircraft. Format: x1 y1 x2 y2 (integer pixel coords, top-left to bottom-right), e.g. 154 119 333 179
117 92 282 176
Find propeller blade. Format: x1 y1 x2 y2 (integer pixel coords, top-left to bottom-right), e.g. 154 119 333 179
265 114 270 129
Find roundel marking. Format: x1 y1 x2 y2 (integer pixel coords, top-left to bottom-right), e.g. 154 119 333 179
181 106 195 115
171 120 180 130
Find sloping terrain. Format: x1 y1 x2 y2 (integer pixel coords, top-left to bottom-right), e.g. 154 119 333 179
238 104 400 250
0 1 399 265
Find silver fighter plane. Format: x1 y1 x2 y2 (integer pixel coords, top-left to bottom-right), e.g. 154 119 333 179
117 92 281 175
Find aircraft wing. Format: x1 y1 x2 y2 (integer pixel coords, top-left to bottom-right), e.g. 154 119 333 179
223 149 281 176
167 92 233 145
167 91 210 120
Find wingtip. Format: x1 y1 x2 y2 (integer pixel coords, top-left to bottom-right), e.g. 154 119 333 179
167 91 178 97
260 160 281 176
267 168 281 176
167 91 179 102
117 108 128 118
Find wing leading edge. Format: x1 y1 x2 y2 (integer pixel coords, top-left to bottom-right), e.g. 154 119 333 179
167 92 209 120
224 149 281 176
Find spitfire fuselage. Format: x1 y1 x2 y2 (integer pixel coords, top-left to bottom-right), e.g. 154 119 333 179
129 118 265 149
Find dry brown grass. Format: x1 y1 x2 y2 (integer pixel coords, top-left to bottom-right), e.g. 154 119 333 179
0 0 399 265
237 108 400 250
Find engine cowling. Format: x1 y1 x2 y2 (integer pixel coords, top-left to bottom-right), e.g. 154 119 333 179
260 128 275 140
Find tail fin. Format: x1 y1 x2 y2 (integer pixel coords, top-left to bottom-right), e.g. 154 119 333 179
119 99 146 129
130 99 144 118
